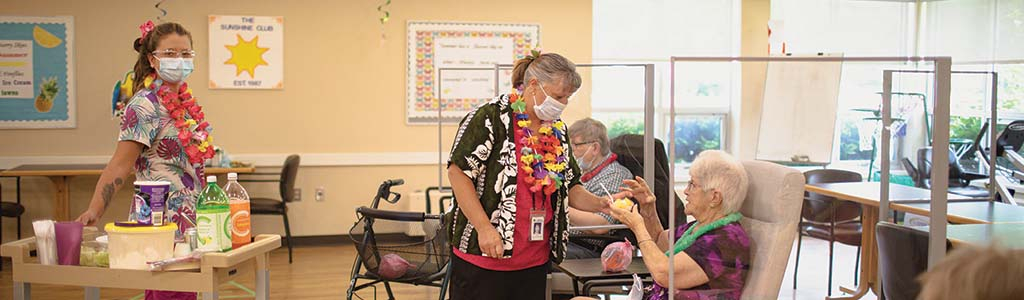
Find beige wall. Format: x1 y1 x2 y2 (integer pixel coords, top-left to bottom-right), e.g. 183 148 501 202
0 0 593 241
738 0 770 160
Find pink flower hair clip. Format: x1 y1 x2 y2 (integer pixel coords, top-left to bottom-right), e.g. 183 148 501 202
139 20 155 40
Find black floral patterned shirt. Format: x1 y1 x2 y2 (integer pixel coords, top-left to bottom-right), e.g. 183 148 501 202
445 95 582 264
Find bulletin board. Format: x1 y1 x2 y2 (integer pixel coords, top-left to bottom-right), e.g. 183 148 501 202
0 16 75 129
406 21 539 124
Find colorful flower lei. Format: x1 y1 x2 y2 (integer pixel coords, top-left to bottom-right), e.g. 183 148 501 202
510 92 568 196
147 74 215 165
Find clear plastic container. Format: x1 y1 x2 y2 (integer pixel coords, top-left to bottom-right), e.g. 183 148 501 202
104 223 177 270
80 241 109 267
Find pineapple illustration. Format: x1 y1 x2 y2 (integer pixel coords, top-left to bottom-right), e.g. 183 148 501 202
35 77 59 113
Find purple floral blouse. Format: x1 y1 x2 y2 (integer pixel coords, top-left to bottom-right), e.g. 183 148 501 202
119 90 205 237
647 221 751 300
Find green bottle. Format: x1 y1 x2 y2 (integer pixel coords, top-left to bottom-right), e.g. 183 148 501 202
197 176 232 252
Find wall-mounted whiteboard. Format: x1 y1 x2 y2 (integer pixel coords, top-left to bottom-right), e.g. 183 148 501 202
755 53 843 164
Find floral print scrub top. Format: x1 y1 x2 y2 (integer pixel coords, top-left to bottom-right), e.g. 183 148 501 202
119 89 206 236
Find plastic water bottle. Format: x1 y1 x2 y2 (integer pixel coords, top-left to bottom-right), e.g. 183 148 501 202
197 176 231 252
223 173 252 249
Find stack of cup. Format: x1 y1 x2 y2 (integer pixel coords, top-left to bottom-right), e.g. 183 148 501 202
32 220 57 265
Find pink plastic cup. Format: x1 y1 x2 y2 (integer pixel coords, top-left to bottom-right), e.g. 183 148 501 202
54 221 83 266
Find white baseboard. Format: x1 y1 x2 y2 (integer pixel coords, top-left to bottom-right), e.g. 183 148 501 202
0 152 450 169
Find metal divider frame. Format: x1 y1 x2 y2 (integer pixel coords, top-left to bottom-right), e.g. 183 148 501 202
668 56 953 294
880 69 1000 203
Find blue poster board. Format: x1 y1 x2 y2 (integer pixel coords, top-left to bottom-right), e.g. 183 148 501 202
0 16 74 129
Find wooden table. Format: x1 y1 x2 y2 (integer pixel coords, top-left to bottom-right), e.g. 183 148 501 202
897 201 1024 224
804 182 1001 300
910 223 1024 249
0 227 280 299
554 257 649 296
805 182 982 204
0 164 255 221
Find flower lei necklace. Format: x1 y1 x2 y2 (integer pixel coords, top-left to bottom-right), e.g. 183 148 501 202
510 91 568 196
147 74 215 165
667 212 743 255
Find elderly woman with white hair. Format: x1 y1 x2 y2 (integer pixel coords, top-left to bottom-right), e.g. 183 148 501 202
608 150 751 299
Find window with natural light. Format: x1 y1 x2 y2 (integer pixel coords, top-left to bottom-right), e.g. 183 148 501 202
592 0 739 174
771 0 1024 181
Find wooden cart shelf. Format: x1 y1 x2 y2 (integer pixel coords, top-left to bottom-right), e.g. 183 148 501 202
0 227 281 300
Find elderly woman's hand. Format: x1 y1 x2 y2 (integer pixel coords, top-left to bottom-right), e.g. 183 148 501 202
623 176 656 209
608 202 645 232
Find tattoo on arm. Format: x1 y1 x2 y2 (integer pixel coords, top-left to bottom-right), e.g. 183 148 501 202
102 177 125 209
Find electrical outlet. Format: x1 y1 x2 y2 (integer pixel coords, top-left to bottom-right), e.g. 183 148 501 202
315 187 326 202
293 188 302 201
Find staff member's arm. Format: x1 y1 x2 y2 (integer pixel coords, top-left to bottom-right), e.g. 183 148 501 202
448 165 505 259
76 141 144 225
568 185 621 214
568 207 611 234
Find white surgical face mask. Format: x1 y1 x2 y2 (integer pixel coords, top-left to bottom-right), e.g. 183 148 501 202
156 57 194 83
575 145 593 170
533 82 566 121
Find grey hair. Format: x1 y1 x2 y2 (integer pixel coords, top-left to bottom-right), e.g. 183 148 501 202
568 118 610 156
689 150 749 215
521 53 582 93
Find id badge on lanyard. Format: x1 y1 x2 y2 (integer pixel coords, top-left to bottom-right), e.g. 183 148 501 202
530 193 546 242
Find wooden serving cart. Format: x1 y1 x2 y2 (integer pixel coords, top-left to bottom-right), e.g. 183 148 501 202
0 227 281 300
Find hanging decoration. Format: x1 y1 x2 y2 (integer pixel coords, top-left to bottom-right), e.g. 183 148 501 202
378 0 391 44
155 0 168 22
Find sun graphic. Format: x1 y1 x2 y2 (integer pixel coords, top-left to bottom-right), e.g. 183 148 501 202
224 34 269 78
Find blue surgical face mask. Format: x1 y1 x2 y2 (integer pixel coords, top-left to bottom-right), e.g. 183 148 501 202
156 57 194 83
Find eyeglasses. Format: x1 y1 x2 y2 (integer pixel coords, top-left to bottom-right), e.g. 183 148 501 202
152 49 196 58
572 141 597 148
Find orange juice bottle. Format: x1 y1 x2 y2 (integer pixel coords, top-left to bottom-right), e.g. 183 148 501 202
223 173 251 249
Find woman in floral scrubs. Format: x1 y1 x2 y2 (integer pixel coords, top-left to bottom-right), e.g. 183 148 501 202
77 21 213 300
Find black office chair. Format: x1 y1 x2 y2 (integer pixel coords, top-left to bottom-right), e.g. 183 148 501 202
915 147 990 198
876 222 951 300
0 173 26 271
792 169 863 295
240 154 300 263
967 120 1024 162
994 120 1024 157
609 134 686 229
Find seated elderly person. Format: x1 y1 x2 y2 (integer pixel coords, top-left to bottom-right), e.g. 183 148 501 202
566 118 634 259
585 150 751 300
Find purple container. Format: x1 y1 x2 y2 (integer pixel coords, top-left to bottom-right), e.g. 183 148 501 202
133 181 171 226
54 221 83 266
